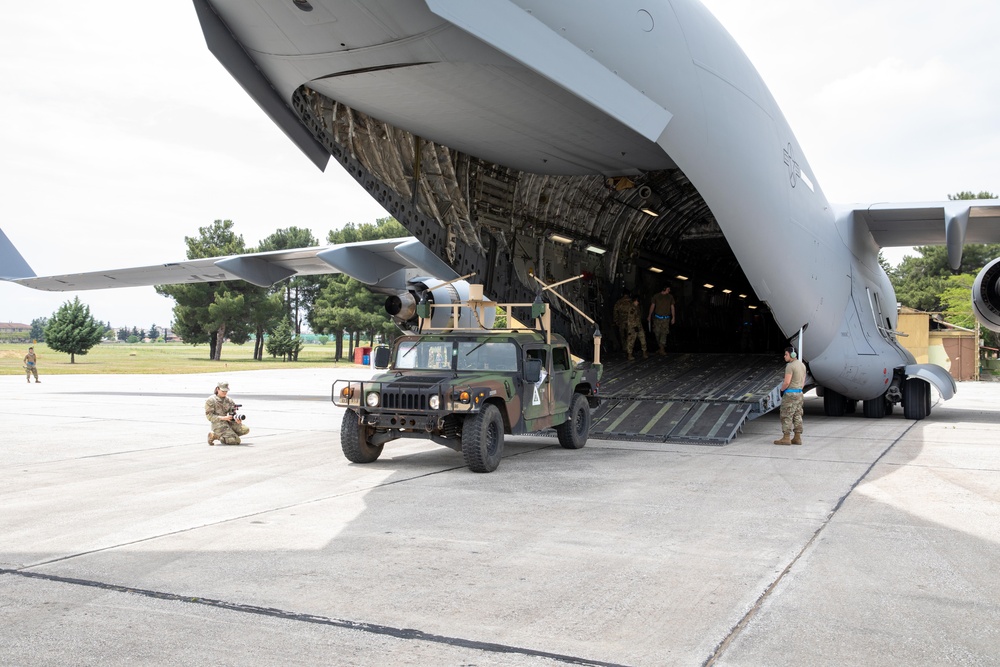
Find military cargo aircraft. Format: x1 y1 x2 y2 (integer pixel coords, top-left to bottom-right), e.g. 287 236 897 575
184 0 1000 420
5 0 1000 429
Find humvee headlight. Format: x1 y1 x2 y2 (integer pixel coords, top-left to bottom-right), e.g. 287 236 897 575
341 386 353 399
365 391 380 408
429 395 441 410
458 391 470 403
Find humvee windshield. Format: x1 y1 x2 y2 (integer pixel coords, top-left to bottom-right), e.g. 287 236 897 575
394 339 518 372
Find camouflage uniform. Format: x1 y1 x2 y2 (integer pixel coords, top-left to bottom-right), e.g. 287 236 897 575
623 299 647 360
24 348 39 383
612 295 632 352
776 354 807 445
206 390 250 445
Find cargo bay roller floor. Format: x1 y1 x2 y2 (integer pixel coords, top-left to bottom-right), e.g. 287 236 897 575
590 353 786 444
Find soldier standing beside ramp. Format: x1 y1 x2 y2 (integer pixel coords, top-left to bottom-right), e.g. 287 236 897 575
774 347 807 446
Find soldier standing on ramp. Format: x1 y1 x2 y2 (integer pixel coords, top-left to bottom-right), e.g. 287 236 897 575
647 285 676 354
612 292 632 355
774 346 807 445
206 381 250 446
623 297 648 361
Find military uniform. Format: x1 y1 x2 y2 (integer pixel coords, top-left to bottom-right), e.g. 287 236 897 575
24 349 39 383
612 295 632 353
623 300 647 360
206 382 250 445
775 353 807 445
649 290 675 353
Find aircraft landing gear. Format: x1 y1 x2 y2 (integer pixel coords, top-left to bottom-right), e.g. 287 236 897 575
903 378 930 420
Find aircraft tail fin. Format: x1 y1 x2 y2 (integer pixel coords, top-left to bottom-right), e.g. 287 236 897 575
0 227 36 280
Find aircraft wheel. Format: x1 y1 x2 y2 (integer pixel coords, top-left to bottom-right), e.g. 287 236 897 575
903 379 929 420
863 396 886 419
462 403 505 472
557 393 591 449
823 389 846 417
341 410 383 463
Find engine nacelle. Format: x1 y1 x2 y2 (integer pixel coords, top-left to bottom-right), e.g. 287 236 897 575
972 258 1000 332
385 279 496 331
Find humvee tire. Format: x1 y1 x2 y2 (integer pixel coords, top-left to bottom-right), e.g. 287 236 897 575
556 393 590 449
461 403 504 472
341 409 384 463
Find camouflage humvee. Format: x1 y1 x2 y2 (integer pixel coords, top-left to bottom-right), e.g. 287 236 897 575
332 329 602 472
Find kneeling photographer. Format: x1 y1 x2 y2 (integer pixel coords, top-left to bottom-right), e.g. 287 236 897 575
206 381 250 446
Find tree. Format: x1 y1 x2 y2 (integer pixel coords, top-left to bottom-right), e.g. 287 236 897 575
30 317 47 342
156 219 260 360
257 227 321 346
948 190 997 201
149 324 160 341
939 274 977 329
43 297 105 363
265 317 303 361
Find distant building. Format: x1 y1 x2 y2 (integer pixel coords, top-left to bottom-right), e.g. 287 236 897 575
1 322 31 335
896 307 979 381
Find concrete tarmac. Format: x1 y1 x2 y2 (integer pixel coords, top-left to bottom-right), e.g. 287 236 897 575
2 368 998 666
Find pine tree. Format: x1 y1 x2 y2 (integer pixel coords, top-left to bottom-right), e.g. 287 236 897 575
43 297 105 363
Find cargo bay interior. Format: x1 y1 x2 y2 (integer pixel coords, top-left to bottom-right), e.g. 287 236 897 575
293 90 788 442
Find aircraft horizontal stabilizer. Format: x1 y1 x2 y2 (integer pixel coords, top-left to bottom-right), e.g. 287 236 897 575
855 200 1000 269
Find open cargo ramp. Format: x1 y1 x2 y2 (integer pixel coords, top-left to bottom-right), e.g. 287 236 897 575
589 354 786 444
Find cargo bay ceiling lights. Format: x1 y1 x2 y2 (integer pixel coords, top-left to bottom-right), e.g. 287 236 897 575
638 185 661 217
548 233 574 245
585 244 607 255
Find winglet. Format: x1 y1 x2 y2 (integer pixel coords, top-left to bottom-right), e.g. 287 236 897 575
0 227 36 280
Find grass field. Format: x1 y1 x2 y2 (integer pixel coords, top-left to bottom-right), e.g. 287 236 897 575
0 342 363 375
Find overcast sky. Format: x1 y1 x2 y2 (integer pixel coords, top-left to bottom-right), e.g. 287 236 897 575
2 1 998 329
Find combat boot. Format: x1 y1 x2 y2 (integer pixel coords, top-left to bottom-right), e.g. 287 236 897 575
773 432 792 445
791 430 803 445
208 432 216 446
627 355 634 361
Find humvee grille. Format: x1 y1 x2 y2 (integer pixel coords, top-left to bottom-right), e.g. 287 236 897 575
379 376 451 411
382 388 430 410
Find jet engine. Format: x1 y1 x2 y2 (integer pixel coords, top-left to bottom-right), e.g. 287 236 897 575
385 279 496 331
972 258 1000 332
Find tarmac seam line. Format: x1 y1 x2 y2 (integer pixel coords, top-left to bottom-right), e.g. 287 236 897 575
14 465 471 570
700 420 919 666
0 569 630 667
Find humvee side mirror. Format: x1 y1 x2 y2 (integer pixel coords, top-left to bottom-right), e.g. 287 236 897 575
523 358 542 384
373 346 391 369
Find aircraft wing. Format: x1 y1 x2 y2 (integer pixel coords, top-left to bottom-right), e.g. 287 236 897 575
851 200 1000 269
1 234 458 292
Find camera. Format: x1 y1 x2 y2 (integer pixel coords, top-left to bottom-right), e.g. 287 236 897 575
228 404 246 421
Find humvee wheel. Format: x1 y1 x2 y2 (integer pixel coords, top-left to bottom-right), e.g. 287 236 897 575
462 403 504 472
341 410 383 463
557 393 591 449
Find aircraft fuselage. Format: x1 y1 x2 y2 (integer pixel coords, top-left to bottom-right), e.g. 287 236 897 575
195 0 949 405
